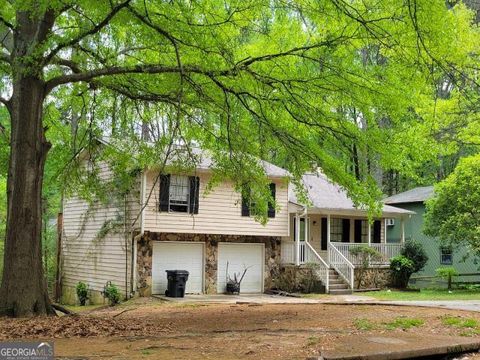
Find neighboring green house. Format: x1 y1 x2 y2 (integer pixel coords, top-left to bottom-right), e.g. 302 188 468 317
384 186 479 288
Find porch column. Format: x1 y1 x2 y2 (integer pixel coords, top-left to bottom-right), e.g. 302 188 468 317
367 219 371 246
327 214 331 244
295 213 301 265
401 217 405 243
384 219 388 243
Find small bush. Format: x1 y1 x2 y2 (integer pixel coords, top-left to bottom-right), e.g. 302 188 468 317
401 240 428 273
390 255 415 288
436 267 459 290
76 282 89 306
104 283 120 306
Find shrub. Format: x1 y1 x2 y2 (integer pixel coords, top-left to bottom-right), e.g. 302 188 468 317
401 240 428 273
390 255 415 288
350 245 383 288
436 267 459 290
76 282 89 306
104 283 120 306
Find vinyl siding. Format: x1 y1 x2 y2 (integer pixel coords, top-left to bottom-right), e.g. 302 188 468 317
143 171 289 236
387 202 480 285
62 161 140 296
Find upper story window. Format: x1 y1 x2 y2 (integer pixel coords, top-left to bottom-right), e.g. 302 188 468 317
241 183 276 218
440 246 453 265
159 174 200 214
169 175 190 213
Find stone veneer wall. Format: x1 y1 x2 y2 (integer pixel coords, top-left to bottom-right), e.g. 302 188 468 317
354 267 393 290
136 232 281 296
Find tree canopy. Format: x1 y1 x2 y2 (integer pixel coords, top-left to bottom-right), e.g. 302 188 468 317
0 0 479 316
424 155 480 255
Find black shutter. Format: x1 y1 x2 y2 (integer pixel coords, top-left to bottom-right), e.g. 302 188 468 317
373 220 381 243
354 219 362 243
267 183 276 218
241 186 250 216
321 217 328 250
342 219 350 243
189 176 200 214
159 174 170 212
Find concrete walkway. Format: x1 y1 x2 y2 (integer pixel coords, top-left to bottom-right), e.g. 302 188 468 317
155 294 480 312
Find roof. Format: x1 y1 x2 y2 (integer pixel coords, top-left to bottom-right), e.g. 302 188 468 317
383 186 434 205
289 172 414 216
170 147 289 177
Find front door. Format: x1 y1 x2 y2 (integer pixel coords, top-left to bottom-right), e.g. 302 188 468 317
294 217 308 262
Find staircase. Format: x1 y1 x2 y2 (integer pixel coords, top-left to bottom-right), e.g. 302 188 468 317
328 268 352 295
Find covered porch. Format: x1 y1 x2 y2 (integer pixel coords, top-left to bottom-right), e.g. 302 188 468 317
283 172 415 292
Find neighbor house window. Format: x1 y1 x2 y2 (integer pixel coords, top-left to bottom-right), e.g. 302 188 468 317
169 175 190 213
440 247 453 265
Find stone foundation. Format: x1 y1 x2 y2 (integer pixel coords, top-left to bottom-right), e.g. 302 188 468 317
136 232 281 296
354 267 393 290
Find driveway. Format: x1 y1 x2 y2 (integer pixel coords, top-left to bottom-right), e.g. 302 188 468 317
383 300 480 312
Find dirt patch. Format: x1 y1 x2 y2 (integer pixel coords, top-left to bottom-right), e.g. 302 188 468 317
1 300 480 359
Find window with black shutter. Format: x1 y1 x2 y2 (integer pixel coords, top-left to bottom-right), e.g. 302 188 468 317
158 174 200 214
354 219 362 243
341 219 350 243
321 217 328 250
267 183 276 218
241 182 276 218
373 220 381 243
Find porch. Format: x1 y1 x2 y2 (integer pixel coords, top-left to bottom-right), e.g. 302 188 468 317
280 210 409 292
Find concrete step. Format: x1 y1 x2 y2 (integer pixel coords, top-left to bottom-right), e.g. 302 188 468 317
329 289 353 295
329 279 346 285
329 283 350 290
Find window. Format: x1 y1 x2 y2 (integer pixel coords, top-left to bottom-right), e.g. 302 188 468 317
440 247 453 265
169 175 190 213
330 218 343 242
241 183 276 218
361 220 369 242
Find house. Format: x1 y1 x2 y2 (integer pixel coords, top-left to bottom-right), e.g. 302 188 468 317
60 149 413 304
384 186 480 287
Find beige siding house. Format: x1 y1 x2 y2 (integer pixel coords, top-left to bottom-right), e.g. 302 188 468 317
60 152 413 304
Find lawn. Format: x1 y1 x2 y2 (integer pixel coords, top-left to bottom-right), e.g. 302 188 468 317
363 289 480 301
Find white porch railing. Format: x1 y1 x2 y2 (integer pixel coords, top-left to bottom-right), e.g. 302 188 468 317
304 242 329 292
328 243 354 289
330 242 402 266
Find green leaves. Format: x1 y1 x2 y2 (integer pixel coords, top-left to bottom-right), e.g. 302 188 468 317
425 155 480 255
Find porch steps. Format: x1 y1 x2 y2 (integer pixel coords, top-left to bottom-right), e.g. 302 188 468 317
328 269 352 295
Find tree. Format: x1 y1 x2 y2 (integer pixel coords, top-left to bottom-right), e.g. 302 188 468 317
0 1 476 317
425 155 480 255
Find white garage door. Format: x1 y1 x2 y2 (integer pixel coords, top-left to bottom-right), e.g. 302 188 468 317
217 243 264 293
152 242 204 294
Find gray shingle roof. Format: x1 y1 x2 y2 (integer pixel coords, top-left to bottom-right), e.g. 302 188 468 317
290 173 413 216
383 186 434 205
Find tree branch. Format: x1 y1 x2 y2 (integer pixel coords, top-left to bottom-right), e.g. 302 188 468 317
50 57 82 73
45 64 225 92
44 0 131 65
0 14 14 30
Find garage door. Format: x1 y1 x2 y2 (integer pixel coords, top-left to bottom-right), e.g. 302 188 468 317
217 243 264 293
152 242 204 294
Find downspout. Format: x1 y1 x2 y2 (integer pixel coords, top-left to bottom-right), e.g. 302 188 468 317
130 171 147 297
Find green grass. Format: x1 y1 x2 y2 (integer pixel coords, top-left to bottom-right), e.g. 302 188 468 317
383 317 424 330
363 289 480 301
442 316 478 328
306 336 320 346
354 318 376 330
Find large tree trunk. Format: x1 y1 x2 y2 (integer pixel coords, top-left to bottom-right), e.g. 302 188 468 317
0 76 54 317
0 10 56 317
